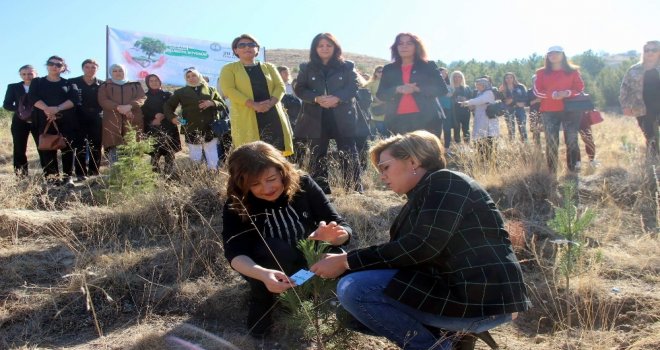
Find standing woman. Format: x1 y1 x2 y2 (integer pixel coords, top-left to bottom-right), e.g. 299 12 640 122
534 46 585 173
450 70 473 143
28 56 80 185
3 65 38 177
98 64 146 164
438 67 457 149
499 72 528 141
620 40 660 159
142 74 181 175
366 66 387 136
459 78 498 163
165 68 226 170
220 34 294 156
294 33 362 194
377 33 448 135
69 59 103 180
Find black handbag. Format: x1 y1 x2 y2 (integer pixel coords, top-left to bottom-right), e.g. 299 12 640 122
485 101 506 119
563 93 594 112
210 118 230 137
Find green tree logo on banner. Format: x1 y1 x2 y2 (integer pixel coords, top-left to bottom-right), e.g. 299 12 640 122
134 37 167 62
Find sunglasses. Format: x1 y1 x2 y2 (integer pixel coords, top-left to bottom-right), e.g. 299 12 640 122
376 70 383 73
183 66 196 72
47 61 64 68
236 42 258 49
644 48 659 53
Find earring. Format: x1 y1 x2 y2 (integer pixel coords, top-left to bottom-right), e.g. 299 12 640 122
413 168 417 175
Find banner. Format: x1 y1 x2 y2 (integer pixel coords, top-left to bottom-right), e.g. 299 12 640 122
106 26 265 88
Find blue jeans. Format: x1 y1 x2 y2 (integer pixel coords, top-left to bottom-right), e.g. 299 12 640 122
505 106 527 141
542 111 581 172
337 270 512 350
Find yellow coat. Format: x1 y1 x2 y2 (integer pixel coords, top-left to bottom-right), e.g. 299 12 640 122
220 61 294 156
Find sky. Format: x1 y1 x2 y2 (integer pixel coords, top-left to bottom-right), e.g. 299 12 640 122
0 0 657 91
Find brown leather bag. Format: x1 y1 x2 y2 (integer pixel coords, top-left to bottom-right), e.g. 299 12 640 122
38 120 67 151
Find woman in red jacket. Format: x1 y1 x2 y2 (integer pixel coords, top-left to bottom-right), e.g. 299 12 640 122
534 46 585 173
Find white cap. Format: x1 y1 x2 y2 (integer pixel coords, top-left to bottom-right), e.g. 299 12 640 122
547 45 564 53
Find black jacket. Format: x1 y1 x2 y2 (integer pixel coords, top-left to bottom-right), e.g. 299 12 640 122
293 60 359 139
69 76 104 118
3 82 29 123
376 60 448 125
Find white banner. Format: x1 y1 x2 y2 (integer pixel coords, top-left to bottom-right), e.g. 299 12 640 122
106 26 265 87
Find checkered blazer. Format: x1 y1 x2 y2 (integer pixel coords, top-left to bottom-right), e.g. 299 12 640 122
346 169 531 317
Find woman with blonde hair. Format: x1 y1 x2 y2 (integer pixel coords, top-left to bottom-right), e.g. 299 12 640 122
165 68 227 169
366 65 387 135
221 141 352 337
620 40 660 158
98 63 146 164
311 131 530 350
450 70 473 143
220 34 294 156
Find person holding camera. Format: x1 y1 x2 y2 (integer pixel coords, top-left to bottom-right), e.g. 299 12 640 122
459 78 498 164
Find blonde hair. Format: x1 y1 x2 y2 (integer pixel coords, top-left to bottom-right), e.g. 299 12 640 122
369 130 446 171
450 71 467 89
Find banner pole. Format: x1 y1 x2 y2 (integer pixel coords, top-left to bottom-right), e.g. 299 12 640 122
105 26 109 80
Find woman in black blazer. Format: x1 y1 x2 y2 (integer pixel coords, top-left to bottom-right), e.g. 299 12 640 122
3 65 38 176
377 33 448 135
294 33 362 194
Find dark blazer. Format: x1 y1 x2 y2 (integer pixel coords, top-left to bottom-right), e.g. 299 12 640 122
376 60 448 127
3 82 29 122
293 60 359 139
346 169 531 318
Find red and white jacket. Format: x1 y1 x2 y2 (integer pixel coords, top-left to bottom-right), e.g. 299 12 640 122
533 68 585 112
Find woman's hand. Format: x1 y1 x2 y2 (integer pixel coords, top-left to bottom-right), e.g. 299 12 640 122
321 95 340 108
308 221 348 245
396 83 419 95
152 113 164 126
198 100 214 110
310 253 349 279
44 106 60 117
117 104 132 115
260 268 295 293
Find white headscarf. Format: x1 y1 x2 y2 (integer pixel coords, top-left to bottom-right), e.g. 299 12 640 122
109 64 128 85
184 68 205 88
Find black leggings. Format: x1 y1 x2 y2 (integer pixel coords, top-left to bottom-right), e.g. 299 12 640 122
241 237 307 336
637 113 659 158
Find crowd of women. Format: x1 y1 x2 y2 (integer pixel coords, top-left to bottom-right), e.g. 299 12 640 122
3 32 658 349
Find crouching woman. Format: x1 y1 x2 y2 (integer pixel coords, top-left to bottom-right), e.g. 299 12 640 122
221 141 352 337
311 131 530 350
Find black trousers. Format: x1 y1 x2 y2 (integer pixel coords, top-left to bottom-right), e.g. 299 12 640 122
241 237 306 336
40 142 75 179
305 136 361 194
74 115 103 176
10 117 39 176
637 112 659 158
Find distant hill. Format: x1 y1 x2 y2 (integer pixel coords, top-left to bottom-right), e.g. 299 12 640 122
264 48 390 76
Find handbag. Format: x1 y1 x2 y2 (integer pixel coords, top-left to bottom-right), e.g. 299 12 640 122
485 101 506 119
586 110 603 125
210 117 230 137
38 120 67 151
17 94 33 122
563 93 594 112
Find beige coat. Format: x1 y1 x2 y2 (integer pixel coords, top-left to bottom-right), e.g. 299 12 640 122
98 81 146 148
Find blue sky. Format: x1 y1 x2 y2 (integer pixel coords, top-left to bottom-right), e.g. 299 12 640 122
0 0 657 90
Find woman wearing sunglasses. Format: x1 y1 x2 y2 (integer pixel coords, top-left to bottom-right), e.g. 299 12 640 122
620 40 660 159
28 56 80 186
220 34 294 156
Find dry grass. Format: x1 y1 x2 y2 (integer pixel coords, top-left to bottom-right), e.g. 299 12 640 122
0 111 658 349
